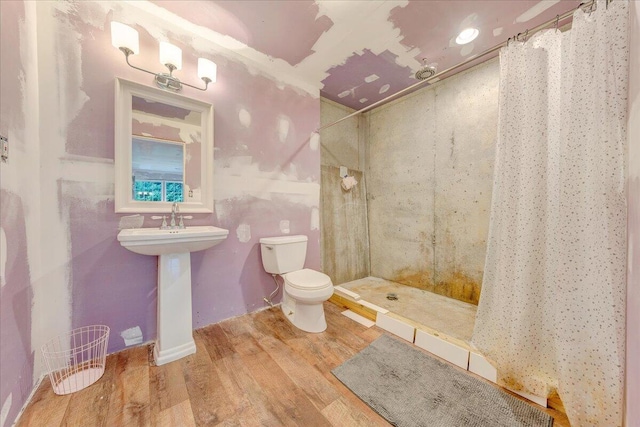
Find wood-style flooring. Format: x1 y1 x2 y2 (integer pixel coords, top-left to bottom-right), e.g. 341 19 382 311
17 303 569 426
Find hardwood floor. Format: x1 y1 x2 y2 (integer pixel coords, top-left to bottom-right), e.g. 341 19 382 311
17 303 569 426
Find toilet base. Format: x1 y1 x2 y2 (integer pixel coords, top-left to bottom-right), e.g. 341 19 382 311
281 288 331 333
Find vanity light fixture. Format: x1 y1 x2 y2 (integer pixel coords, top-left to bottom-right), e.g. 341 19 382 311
456 28 479 45
110 22 216 92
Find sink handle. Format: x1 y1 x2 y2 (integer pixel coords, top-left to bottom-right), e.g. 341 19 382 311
177 215 193 229
152 215 192 220
151 215 169 229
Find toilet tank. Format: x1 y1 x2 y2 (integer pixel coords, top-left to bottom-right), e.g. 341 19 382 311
259 235 308 274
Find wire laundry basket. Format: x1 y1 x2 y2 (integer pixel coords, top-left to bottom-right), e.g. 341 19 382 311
41 325 110 395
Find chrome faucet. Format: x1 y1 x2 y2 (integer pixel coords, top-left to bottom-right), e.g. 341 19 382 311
154 204 189 230
153 203 190 230
170 202 180 229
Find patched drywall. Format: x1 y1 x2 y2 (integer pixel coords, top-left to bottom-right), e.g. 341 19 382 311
367 59 499 305
0 1 40 424
151 0 333 67
40 0 579 113
143 0 579 111
0 194 34 427
316 0 574 109
56 0 320 349
322 49 416 109
0 2 320 425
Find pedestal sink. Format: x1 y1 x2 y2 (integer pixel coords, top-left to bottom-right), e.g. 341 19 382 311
117 226 228 365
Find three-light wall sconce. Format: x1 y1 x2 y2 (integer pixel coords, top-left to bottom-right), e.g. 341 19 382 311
111 22 216 92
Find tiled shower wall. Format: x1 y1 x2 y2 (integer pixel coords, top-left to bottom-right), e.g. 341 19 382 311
366 59 499 305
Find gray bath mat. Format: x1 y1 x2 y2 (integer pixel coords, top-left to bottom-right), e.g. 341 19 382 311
332 335 553 427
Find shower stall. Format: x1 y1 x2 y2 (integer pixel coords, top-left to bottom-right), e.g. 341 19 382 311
320 2 630 424
320 57 499 344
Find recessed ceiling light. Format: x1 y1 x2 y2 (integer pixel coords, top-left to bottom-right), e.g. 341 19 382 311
456 28 479 45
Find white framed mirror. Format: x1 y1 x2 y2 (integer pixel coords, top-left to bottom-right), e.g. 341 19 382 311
115 78 214 213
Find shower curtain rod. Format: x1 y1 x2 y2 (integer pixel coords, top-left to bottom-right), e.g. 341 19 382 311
316 0 596 133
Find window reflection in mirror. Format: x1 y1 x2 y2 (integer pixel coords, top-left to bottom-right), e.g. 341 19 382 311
132 137 184 202
131 96 203 203
115 78 213 213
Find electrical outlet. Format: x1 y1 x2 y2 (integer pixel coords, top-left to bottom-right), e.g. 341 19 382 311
0 135 7 162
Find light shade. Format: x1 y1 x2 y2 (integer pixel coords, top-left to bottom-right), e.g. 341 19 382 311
197 58 217 83
159 42 182 70
111 22 139 54
456 28 479 45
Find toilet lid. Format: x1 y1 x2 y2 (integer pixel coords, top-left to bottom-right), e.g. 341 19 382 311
284 269 332 290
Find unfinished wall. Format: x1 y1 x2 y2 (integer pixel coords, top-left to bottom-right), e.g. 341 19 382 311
366 59 499 305
626 1 640 425
0 2 39 425
320 98 362 171
320 98 369 285
0 2 320 425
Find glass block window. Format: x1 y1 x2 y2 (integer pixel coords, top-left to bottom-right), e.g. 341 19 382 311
165 181 184 202
134 181 162 201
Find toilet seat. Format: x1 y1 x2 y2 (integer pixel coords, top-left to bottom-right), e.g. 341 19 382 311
284 268 331 290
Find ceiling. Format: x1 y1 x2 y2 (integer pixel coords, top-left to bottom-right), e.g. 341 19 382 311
153 0 579 110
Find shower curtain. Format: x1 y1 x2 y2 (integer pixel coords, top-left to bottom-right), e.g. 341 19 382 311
472 1 629 425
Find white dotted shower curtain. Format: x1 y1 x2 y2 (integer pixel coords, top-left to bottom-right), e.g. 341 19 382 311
472 1 629 425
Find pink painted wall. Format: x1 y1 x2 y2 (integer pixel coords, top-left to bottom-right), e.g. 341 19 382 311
626 2 640 426
0 1 35 424
63 3 320 346
0 192 33 427
0 2 320 425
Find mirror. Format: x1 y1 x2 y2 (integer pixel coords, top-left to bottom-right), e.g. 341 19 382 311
115 78 213 213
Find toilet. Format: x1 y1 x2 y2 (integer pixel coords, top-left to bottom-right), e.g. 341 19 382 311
259 235 333 333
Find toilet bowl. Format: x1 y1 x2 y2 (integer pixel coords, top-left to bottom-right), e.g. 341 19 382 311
259 236 334 333
282 268 333 333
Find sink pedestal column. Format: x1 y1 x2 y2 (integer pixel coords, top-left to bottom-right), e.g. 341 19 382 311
154 252 196 365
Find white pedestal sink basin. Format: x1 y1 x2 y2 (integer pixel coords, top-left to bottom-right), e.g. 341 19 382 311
117 226 228 365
